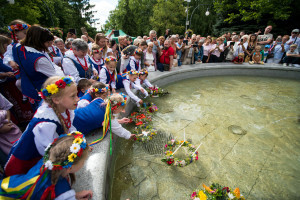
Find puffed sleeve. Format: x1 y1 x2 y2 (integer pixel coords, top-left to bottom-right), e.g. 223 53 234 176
123 79 141 103
110 119 131 139
99 68 107 84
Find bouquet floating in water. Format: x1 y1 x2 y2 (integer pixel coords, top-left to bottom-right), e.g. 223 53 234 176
146 86 169 97
133 125 158 143
130 102 158 126
191 183 246 200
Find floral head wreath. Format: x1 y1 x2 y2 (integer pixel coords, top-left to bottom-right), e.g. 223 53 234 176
111 93 127 111
139 70 148 75
134 49 143 55
43 131 87 170
88 84 109 93
123 70 139 76
39 77 74 99
105 56 117 63
92 48 103 53
8 24 31 32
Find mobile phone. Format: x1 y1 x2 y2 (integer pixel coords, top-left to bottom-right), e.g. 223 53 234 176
193 44 198 47
241 39 243 42
230 42 235 46
81 27 87 35
183 40 188 45
114 30 120 37
153 37 157 41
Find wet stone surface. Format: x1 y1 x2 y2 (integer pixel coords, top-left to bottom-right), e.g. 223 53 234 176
111 77 300 200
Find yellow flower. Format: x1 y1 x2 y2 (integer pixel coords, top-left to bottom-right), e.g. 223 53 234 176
73 138 83 144
68 153 77 162
234 188 240 198
95 88 99 92
199 191 207 200
203 184 213 193
46 84 59 94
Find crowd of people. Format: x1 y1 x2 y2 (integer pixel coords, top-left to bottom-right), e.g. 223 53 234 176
0 18 299 199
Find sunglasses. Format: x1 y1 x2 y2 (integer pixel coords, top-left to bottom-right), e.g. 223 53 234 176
292 32 299 34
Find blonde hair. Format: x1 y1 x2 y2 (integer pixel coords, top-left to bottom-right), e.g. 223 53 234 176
42 76 76 134
0 35 11 55
47 136 89 191
108 93 126 110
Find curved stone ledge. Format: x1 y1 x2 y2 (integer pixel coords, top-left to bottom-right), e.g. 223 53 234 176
73 63 300 200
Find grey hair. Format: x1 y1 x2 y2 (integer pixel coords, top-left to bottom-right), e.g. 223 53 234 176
133 38 142 46
199 39 205 43
54 38 64 45
232 35 239 40
71 39 88 51
149 30 156 35
164 39 171 44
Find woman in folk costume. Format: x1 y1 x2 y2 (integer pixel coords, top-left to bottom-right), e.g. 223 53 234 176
5 76 79 177
62 39 98 84
0 132 93 200
11 25 61 111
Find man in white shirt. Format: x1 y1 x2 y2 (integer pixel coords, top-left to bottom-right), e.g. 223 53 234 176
287 29 300 52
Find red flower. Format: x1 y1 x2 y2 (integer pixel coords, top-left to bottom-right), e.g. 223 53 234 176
38 92 45 99
167 159 174 165
74 134 83 138
136 121 143 126
52 165 63 170
222 187 230 193
77 148 83 157
131 112 137 116
136 114 146 119
55 79 66 88
129 118 133 123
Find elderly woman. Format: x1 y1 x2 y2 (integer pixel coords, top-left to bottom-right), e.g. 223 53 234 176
210 37 224 62
54 38 67 56
203 38 213 63
94 33 113 58
144 42 158 71
62 39 97 83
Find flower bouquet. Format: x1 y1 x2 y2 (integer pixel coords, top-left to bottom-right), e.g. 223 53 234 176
140 102 158 114
146 86 169 97
190 183 246 200
161 139 198 167
129 112 152 126
132 126 158 143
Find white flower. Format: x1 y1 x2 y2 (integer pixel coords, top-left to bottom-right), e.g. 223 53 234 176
45 160 53 170
228 192 234 199
180 160 186 166
45 143 52 152
194 198 200 200
70 143 81 153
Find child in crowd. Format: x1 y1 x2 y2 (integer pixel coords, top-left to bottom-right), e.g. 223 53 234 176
0 94 22 156
135 69 153 89
122 70 147 107
5 76 79 176
108 93 135 139
125 49 143 72
100 56 123 93
0 132 93 200
77 78 92 98
74 84 109 134
263 45 270 63
226 42 235 61
77 82 109 109
88 44 104 75
249 46 264 64
233 53 244 64
283 44 300 67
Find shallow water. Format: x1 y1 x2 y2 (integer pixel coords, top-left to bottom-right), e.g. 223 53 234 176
111 76 300 200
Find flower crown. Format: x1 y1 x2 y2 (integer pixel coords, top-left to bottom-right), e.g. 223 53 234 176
92 48 103 53
43 131 87 170
89 85 109 93
134 49 143 55
39 77 73 99
105 56 117 63
123 70 139 76
111 93 127 111
139 70 148 75
8 24 31 32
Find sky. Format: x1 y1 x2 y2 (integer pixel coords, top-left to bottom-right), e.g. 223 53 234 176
90 0 119 31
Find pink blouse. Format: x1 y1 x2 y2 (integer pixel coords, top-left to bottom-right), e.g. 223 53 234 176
203 44 213 56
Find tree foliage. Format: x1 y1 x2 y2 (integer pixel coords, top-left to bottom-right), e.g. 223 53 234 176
0 0 98 39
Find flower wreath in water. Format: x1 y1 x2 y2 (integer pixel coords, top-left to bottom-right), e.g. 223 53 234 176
191 183 246 200
161 139 198 167
132 125 158 143
129 102 158 126
146 86 169 97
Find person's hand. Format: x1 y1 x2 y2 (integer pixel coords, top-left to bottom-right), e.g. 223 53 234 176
154 40 159 46
0 122 13 133
287 41 293 45
9 61 19 70
130 134 136 140
93 70 98 77
2 72 15 78
139 99 143 104
257 30 262 34
84 32 89 37
76 190 93 200
112 88 116 93
118 118 131 124
140 88 145 93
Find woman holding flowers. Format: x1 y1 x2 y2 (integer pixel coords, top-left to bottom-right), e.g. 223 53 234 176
5 76 79 176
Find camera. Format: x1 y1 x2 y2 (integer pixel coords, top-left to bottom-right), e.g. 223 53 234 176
153 37 157 41
183 40 188 45
193 44 198 48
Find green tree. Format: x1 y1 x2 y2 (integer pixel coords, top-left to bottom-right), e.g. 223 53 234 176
150 0 186 36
